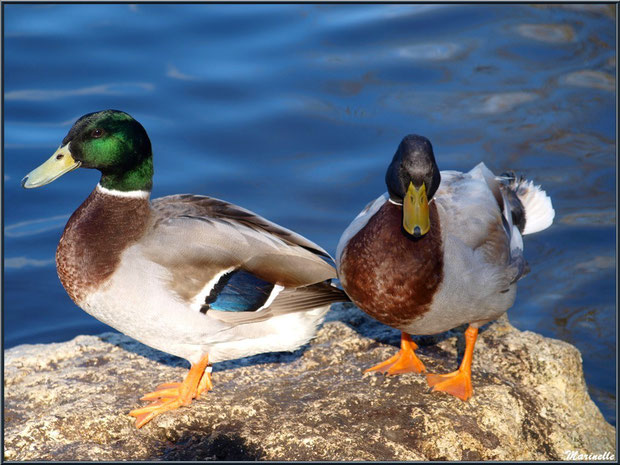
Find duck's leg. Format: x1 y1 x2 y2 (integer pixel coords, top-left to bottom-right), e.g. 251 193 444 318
365 332 426 375
196 365 213 399
129 354 211 428
426 325 478 401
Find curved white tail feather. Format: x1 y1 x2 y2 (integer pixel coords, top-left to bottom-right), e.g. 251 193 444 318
515 180 555 235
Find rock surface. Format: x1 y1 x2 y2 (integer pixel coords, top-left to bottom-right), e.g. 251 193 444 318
3 303 616 461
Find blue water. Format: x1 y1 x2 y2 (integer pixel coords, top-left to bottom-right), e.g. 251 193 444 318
3 4 616 425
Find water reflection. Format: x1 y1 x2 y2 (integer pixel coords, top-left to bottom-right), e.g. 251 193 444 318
561 70 615 92
559 211 615 226
166 63 197 81
5 82 155 101
4 214 70 237
397 42 462 61
5 257 55 269
515 24 575 43
471 92 539 114
574 256 615 273
555 4 615 18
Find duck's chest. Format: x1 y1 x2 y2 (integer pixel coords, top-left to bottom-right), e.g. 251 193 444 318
56 188 151 305
339 202 444 329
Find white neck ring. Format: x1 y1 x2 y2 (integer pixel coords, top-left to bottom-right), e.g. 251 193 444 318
96 183 150 199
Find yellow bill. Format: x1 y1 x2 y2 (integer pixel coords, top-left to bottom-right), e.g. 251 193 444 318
403 181 430 237
22 144 81 189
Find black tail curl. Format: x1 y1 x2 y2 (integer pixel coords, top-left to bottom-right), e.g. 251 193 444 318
499 171 527 234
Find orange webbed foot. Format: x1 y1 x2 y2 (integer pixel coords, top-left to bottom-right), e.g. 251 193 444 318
129 355 212 428
426 369 472 401
426 325 479 401
365 332 426 375
130 397 187 428
139 382 183 401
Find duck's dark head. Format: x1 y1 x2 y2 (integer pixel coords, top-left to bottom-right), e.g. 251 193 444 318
385 134 441 238
22 109 153 192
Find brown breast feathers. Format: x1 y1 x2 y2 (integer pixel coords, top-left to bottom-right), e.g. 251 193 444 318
340 201 443 329
56 188 152 304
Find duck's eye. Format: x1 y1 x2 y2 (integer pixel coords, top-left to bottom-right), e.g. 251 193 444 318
91 128 104 138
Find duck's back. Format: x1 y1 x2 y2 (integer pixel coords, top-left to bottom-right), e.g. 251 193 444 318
147 194 337 288
411 166 523 334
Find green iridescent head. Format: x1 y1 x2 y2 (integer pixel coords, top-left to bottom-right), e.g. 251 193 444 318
22 110 154 192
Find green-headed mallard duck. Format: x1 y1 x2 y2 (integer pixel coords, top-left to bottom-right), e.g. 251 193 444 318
22 109 348 427
336 135 554 400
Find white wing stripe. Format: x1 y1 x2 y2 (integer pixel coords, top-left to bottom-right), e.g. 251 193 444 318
190 267 236 312
256 284 285 312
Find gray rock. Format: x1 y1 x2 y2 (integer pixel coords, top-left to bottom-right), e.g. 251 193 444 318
3 303 615 460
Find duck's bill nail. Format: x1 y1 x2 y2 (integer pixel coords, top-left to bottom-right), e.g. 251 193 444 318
22 145 81 189
403 181 430 236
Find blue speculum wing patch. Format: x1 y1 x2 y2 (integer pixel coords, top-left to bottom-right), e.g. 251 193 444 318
204 269 275 312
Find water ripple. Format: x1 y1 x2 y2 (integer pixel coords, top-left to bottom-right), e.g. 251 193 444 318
561 70 615 92
515 24 575 43
559 210 615 226
166 63 197 81
5 214 70 237
5 257 55 269
575 256 615 273
471 92 539 114
397 42 462 61
5 82 154 101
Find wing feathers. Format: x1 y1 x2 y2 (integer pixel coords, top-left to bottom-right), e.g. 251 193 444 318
144 194 338 302
207 282 348 325
201 269 275 313
152 194 330 257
